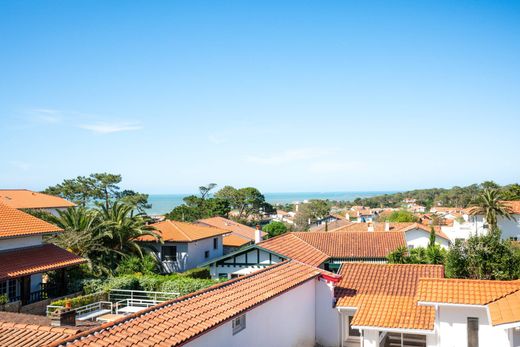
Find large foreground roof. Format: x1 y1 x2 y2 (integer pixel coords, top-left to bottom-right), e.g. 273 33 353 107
335 263 444 331
49 260 336 347
0 321 79 347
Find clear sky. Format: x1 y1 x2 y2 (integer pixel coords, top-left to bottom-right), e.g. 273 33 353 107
1 1 519 194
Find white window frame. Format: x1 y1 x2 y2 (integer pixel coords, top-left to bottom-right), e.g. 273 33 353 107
232 314 246 335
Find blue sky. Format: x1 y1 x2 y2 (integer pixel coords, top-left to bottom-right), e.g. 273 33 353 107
1 1 519 194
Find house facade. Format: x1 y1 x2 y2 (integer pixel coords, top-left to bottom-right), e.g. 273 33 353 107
139 220 228 273
0 203 86 306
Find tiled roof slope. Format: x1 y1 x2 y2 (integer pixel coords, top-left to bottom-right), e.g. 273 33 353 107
258 233 330 267
294 232 407 258
198 216 265 239
336 263 444 331
0 189 76 209
139 220 229 242
0 244 86 281
488 290 520 326
310 219 352 232
223 234 252 247
417 278 520 305
331 222 415 232
49 261 328 347
0 321 79 347
0 203 62 239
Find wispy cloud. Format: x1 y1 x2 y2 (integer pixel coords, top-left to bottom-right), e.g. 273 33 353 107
78 122 142 134
28 108 62 123
245 148 335 165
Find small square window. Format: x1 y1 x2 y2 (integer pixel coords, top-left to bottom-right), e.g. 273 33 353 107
162 246 177 261
218 273 228 279
232 314 246 335
204 250 210 259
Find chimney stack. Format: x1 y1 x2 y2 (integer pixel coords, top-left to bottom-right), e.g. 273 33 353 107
367 222 374 232
385 222 390 232
255 225 262 243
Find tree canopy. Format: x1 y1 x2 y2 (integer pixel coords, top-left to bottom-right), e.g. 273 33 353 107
294 200 331 230
384 210 419 223
263 221 288 238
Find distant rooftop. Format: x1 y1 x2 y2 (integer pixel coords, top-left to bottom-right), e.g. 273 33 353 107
0 189 76 209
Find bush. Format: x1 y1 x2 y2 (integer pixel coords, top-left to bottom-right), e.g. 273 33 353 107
0 294 7 305
115 254 158 275
49 292 107 314
138 276 164 292
81 279 104 294
160 277 215 296
263 221 288 238
181 267 211 279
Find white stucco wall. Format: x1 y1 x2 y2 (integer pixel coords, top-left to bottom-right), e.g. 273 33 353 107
184 279 317 347
437 305 511 347
445 214 520 242
210 248 285 279
0 235 43 251
405 229 450 249
315 279 341 347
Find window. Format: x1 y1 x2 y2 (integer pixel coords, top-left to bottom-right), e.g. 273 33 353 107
468 317 479 347
510 236 518 241
8 280 16 300
218 273 228 279
213 238 218 250
232 314 246 335
348 316 361 337
0 281 6 296
161 246 177 261
204 250 210 259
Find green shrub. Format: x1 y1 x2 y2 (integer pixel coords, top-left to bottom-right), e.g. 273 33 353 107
181 267 211 279
82 279 104 294
49 292 107 314
0 294 7 305
138 275 164 292
160 277 215 296
115 254 158 275
103 275 141 291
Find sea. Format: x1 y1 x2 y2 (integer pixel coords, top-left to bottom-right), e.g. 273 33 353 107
145 191 395 215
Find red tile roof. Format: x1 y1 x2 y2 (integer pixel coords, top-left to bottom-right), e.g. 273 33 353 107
139 220 229 242
258 232 407 266
0 189 76 209
49 260 333 347
0 203 62 239
336 263 444 331
331 222 415 232
0 244 86 281
198 216 265 240
488 289 520 326
222 234 252 247
0 321 79 347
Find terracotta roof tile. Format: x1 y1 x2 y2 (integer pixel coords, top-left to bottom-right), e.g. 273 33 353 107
198 216 265 240
331 222 415 233
0 203 62 239
488 290 520 326
222 234 252 247
49 261 328 347
310 219 352 232
417 278 520 305
336 263 444 331
0 321 79 347
139 220 229 242
258 234 329 267
0 244 86 281
0 189 76 209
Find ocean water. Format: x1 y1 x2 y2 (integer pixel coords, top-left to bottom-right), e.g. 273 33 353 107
145 191 395 215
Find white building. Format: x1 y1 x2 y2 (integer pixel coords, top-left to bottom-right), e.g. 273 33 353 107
0 189 76 216
442 201 520 242
0 203 85 306
139 220 228 273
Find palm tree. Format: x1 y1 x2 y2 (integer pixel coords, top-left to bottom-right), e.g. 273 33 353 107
47 207 112 275
469 188 515 235
98 201 161 260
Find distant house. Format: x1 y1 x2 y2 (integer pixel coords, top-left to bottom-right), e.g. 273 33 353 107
0 203 86 306
202 231 406 278
330 221 451 249
0 189 76 216
197 216 265 253
139 220 228 273
270 209 295 224
442 201 520 242
309 218 351 232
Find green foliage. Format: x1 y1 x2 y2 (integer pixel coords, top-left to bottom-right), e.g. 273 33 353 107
215 185 274 220
0 294 8 305
115 254 158 275
468 188 515 234
294 200 331 230
160 277 215 296
165 184 231 222
445 233 520 280
181 267 211 279
263 221 288 238
50 292 107 311
385 210 419 223
387 246 408 264
387 229 447 265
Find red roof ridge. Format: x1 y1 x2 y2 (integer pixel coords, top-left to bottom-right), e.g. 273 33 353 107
168 220 194 242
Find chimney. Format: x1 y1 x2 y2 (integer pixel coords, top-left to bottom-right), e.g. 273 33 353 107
255 225 262 243
385 222 390 232
367 222 374 232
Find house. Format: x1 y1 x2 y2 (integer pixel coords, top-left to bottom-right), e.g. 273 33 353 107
139 220 229 273
0 189 76 216
0 203 86 307
310 218 352 232
330 222 451 249
270 209 295 224
202 231 407 278
197 216 265 253
47 260 343 347
442 201 520 242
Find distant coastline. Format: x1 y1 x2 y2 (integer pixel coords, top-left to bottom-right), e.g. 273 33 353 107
145 191 397 215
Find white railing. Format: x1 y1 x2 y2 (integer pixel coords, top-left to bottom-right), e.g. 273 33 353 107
115 298 161 314
108 289 179 303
